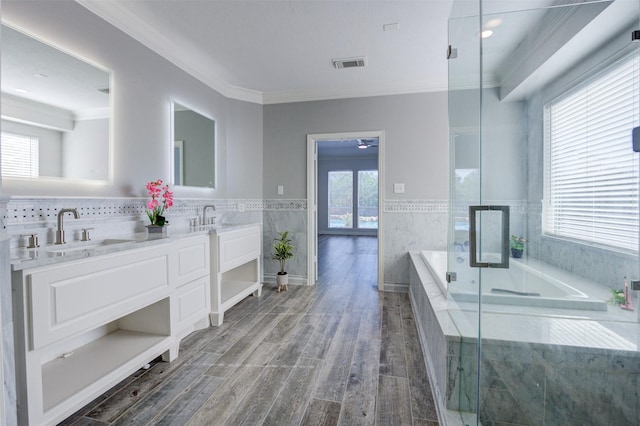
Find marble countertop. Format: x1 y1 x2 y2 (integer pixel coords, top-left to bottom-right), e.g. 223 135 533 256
10 222 261 271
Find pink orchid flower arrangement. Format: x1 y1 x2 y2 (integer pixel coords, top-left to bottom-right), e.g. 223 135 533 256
145 179 173 226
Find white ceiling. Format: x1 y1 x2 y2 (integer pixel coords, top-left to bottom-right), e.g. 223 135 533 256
78 0 455 104
4 0 632 112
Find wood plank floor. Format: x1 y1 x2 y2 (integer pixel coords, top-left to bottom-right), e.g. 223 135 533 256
59 235 438 426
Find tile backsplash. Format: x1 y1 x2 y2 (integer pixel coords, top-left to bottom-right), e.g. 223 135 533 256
4 197 263 248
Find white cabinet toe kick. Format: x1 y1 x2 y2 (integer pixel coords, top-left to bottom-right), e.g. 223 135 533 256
11 235 210 426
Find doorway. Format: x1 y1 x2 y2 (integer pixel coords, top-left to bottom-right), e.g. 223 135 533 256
307 131 385 290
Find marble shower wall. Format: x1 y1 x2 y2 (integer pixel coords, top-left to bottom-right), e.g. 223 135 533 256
527 199 637 291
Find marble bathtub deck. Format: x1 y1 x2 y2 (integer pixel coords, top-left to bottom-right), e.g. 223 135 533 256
415 251 640 351
410 251 640 426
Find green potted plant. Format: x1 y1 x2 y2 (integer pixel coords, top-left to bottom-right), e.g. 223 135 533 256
510 235 526 258
272 231 294 292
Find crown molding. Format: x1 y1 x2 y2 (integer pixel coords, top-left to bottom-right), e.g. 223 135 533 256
77 1 444 105
262 81 448 105
76 0 264 104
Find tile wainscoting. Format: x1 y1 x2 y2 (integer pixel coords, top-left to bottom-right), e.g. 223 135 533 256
384 200 449 290
261 198 454 290
4 197 264 249
263 200 308 285
4 197 527 292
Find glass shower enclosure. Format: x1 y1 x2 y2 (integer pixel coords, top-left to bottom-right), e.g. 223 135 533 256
447 0 640 424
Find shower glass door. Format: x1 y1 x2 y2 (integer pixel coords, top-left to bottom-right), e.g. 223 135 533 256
448 1 640 424
447 2 482 422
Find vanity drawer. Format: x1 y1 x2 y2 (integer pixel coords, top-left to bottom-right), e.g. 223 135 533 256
27 245 171 350
217 226 261 273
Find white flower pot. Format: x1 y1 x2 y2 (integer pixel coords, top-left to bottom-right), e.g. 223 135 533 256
276 272 288 292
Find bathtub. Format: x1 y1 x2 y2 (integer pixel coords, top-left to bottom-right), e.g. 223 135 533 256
409 251 639 426
420 250 607 311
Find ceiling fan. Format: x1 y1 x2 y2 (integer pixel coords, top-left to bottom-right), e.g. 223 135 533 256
356 139 378 149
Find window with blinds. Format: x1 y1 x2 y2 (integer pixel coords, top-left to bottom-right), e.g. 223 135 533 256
1 132 40 178
543 51 640 252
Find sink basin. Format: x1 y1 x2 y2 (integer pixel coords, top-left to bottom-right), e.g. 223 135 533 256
196 223 239 230
45 239 136 254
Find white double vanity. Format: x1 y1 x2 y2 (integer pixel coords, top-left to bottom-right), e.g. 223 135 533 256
10 224 262 425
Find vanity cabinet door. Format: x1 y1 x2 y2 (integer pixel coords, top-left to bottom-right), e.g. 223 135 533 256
175 276 209 327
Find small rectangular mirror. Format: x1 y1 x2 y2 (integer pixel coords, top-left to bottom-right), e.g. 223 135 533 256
172 101 216 188
1 23 112 183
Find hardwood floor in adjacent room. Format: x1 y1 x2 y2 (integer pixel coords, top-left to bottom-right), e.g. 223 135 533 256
60 235 439 425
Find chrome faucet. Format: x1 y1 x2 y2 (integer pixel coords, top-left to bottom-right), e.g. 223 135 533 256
55 208 80 244
202 205 216 225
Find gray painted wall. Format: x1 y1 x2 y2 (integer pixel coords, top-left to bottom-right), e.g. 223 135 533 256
263 92 449 200
263 92 451 286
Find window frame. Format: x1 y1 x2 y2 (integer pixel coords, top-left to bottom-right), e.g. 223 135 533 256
327 170 354 229
542 51 640 252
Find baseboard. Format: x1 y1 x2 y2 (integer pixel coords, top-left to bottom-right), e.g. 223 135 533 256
383 282 409 293
319 230 378 236
262 273 308 286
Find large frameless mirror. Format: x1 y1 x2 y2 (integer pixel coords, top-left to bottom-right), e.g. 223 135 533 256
0 23 112 183
172 101 216 188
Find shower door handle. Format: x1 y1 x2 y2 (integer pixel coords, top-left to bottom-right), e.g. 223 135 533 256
469 205 510 269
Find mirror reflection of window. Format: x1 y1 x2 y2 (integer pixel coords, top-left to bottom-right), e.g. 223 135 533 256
0 24 111 182
172 102 216 188
1 132 39 178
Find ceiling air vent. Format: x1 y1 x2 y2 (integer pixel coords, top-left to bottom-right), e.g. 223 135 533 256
333 57 367 69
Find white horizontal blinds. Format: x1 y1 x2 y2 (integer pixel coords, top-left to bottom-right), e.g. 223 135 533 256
1 132 39 178
544 52 640 251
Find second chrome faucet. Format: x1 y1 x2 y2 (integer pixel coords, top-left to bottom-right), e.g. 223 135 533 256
202 205 216 225
55 208 80 244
